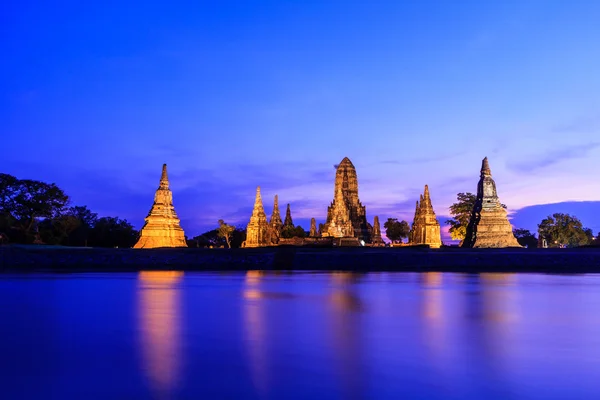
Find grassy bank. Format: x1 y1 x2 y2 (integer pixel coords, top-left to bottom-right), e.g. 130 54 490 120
2 245 600 273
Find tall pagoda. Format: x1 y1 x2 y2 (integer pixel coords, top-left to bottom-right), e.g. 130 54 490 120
134 164 187 249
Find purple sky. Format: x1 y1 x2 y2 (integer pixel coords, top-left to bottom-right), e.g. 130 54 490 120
2 1 600 241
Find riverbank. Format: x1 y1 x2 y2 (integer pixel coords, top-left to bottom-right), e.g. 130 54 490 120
2 244 600 273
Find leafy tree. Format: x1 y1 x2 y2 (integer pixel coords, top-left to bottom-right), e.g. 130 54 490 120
231 227 247 248
217 219 236 248
38 214 80 245
66 206 98 246
281 225 307 239
538 213 593 248
445 192 476 241
513 228 538 248
88 217 138 248
0 174 69 242
384 218 410 243
189 229 226 248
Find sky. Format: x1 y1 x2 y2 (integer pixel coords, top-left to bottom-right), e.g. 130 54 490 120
2 0 600 241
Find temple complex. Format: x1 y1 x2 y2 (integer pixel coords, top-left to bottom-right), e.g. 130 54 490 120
268 195 283 243
322 157 370 242
409 185 442 248
283 204 294 228
134 164 187 249
243 186 270 248
309 218 317 237
371 216 385 246
462 158 521 248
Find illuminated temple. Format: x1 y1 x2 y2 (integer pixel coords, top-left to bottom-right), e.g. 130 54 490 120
243 187 270 248
409 185 442 248
134 164 187 249
321 157 371 243
462 157 521 248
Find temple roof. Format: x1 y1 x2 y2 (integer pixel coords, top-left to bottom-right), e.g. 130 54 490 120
338 157 355 169
481 157 492 176
159 163 169 189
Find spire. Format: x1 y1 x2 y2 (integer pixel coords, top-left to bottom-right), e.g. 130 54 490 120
309 218 317 237
252 186 266 216
422 184 433 209
284 203 294 227
269 194 282 227
481 157 492 176
159 163 169 189
373 216 381 236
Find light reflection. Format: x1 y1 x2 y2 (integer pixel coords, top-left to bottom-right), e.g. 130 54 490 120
422 272 443 320
480 273 518 323
328 273 364 398
244 270 265 300
420 272 447 367
137 271 183 397
243 270 269 397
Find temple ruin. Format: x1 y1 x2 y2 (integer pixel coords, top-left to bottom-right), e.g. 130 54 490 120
409 185 442 248
243 186 270 248
321 157 370 243
462 157 521 248
134 164 187 249
371 216 385 246
268 195 283 244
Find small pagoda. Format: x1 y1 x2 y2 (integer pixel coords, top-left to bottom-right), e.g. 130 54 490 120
409 185 442 248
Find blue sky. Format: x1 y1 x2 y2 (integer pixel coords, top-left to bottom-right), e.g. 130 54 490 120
2 0 600 240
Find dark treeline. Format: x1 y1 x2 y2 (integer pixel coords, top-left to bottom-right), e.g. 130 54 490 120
187 226 247 249
0 173 138 247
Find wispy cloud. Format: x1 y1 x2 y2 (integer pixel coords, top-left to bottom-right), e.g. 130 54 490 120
507 142 600 173
551 115 600 134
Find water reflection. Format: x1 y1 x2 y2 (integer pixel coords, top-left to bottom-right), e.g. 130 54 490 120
420 272 447 371
243 270 269 397
137 271 183 398
463 273 519 396
328 272 365 399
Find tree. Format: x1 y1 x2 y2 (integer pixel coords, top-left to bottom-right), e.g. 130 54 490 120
231 227 247 248
217 219 236 248
281 225 307 239
513 228 538 248
0 174 69 243
445 192 476 241
38 214 80 245
66 206 98 246
538 213 593 248
88 217 138 248
189 229 226 248
384 218 410 243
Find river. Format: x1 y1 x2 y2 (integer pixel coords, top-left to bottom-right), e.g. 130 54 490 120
1 272 599 399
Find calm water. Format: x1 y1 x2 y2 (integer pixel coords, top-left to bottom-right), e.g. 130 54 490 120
1 272 600 399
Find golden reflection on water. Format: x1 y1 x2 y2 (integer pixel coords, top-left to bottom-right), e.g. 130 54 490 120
137 271 183 397
422 272 443 320
480 273 519 323
328 273 364 398
243 270 269 397
421 272 446 364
